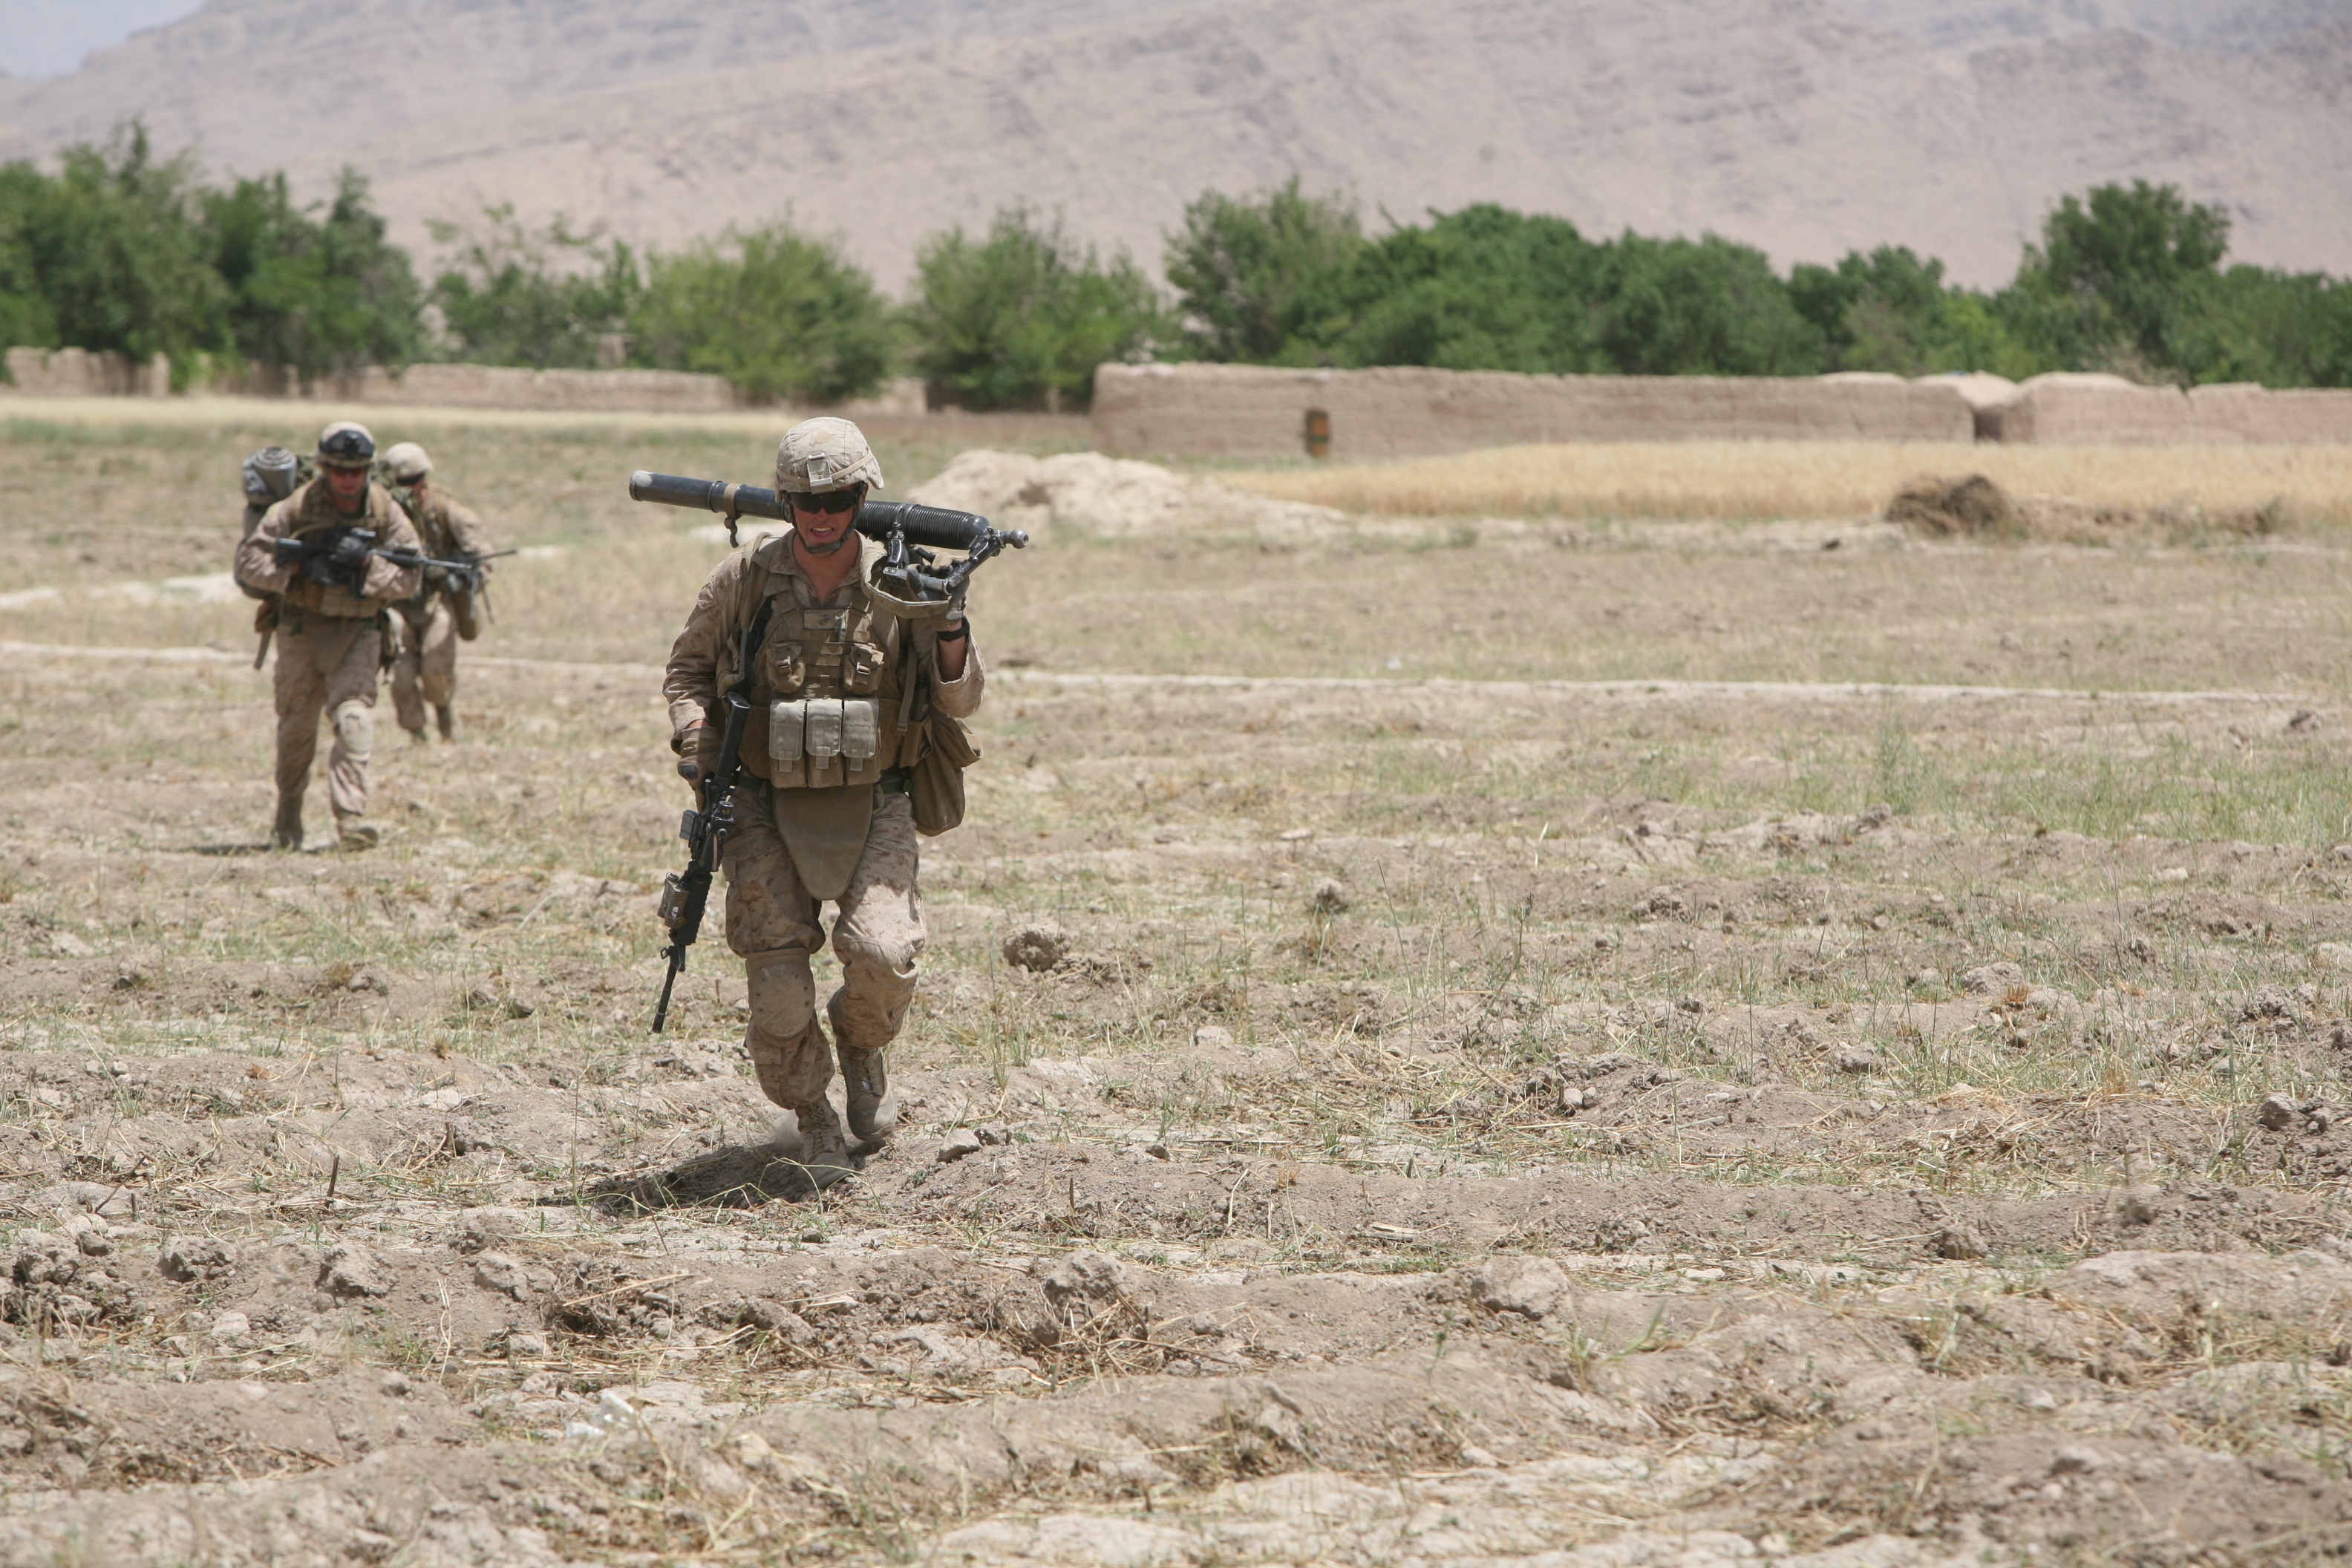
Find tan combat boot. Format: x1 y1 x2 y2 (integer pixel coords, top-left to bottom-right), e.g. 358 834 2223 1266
829 995 892 1143
335 816 379 852
435 704 459 742
270 799 304 852
788 1097 858 1191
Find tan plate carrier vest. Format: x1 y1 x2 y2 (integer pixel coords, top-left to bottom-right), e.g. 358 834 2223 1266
733 543 921 791
276 479 404 621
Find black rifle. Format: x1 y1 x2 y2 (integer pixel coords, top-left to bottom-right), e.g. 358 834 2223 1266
650 602 772 1033
627 471 1028 601
272 526 513 595
409 546 518 591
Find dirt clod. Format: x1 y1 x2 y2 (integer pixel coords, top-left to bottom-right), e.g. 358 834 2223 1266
159 1239 230 1282
1934 1224 1988 1261
1002 924 1071 971
318 1241 391 1298
1960 961 2026 995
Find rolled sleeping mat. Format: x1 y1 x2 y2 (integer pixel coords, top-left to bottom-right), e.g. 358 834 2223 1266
244 445 302 504
627 471 1001 552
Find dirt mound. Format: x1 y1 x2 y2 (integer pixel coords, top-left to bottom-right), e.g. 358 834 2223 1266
1884 474 2025 539
1888 471 2296 544
909 449 1348 539
2014 491 2296 545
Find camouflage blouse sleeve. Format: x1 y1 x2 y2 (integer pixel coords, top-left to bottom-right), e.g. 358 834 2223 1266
233 497 298 597
441 497 497 569
357 509 425 603
662 552 757 743
921 627 986 720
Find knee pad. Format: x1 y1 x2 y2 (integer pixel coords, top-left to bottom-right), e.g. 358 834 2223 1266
331 700 373 760
834 925 921 981
746 952 815 1045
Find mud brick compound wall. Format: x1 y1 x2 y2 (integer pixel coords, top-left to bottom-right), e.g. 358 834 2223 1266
2 347 173 397
1093 363 2352 456
0 350 747 413
229 362 751 414
1091 364 1975 459
1994 374 2352 445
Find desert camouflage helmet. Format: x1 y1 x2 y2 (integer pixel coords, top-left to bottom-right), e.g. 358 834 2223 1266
776 417 883 494
382 441 433 483
316 420 376 468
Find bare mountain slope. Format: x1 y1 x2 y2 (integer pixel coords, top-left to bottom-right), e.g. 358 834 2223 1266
1824 0 2348 54
300 0 2352 288
0 0 1209 174
1 0 2346 291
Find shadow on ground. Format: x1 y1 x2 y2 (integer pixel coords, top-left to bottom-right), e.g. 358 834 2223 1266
581 1133 875 1212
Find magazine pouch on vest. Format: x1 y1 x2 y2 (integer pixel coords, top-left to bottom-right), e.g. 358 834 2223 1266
742 543 899 898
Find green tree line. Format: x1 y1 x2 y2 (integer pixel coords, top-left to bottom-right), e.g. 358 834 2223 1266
0 124 419 389
7 121 2349 405
1163 177 2352 387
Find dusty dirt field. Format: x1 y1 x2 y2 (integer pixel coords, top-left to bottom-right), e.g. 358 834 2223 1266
5 406 2352 1564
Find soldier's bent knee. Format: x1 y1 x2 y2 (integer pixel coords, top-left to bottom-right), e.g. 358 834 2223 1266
745 950 815 1042
330 701 373 760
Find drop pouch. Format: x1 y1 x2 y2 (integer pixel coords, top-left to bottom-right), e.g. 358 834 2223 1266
912 714 980 837
451 584 482 641
773 783 875 901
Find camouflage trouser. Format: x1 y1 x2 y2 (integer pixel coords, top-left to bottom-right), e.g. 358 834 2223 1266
390 596 457 734
274 619 379 821
724 784 923 1110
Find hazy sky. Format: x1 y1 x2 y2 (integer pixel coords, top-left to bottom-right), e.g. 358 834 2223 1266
0 0 206 78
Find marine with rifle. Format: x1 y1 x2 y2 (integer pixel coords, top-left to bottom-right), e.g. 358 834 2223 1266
379 441 502 743
649 417 1016 1186
232 421 430 850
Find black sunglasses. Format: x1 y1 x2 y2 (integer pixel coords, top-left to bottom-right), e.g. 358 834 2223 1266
784 487 863 515
319 428 375 463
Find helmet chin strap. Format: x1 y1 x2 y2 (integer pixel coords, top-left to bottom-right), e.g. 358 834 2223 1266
800 531 852 556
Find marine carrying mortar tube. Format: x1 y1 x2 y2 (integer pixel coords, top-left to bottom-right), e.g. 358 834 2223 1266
627 470 1012 552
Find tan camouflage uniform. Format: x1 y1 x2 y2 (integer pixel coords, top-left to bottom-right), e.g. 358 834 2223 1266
234 474 422 847
662 530 983 1119
388 486 495 741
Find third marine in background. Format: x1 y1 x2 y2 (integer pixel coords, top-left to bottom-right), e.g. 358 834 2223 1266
380 442 499 743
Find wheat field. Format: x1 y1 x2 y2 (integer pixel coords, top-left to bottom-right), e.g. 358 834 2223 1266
1224 440 2352 523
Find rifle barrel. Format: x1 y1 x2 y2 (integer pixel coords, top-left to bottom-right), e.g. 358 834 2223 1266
651 953 684 1033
